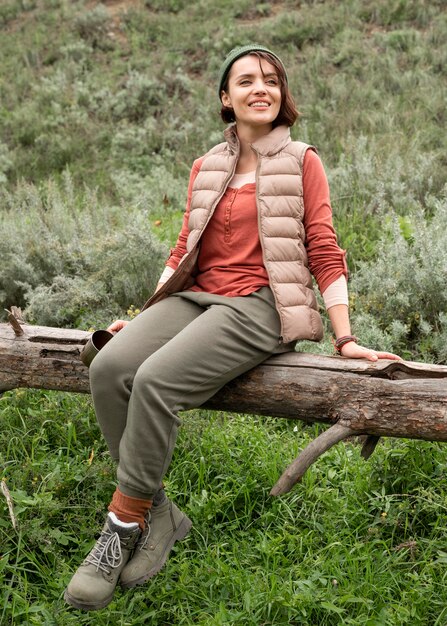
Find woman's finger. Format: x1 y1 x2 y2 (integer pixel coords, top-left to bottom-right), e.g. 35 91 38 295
340 343 402 361
374 351 402 361
107 320 128 333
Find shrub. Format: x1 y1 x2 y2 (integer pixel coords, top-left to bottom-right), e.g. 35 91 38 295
0 172 167 327
358 0 442 27
112 165 188 214
59 40 94 64
323 135 436 220
144 0 186 13
0 0 23 26
325 134 438 265
110 71 166 122
110 118 159 163
74 4 112 49
0 5 17 26
350 192 447 361
0 141 13 184
252 3 344 48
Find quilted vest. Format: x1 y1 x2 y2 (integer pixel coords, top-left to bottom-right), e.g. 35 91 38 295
143 124 324 343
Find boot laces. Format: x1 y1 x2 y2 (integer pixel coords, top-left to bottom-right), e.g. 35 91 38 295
139 511 152 550
85 529 123 574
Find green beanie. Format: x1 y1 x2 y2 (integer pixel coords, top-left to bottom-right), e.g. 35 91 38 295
218 44 288 99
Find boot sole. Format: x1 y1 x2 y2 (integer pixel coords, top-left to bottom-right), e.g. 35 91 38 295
120 515 192 589
64 588 114 611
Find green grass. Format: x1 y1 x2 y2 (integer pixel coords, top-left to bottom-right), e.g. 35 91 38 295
2 389 447 625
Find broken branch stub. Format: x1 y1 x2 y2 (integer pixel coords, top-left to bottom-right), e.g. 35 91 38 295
5 309 24 337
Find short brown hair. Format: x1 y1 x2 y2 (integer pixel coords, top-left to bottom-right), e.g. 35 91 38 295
220 51 299 127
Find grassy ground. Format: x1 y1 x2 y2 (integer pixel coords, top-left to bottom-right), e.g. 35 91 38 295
1 0 447 623
2 389 447 625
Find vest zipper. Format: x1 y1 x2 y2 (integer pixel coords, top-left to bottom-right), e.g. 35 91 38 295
253 151 285 341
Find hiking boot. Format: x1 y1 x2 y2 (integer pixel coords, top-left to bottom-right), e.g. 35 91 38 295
120 498 192 588
64 512 141 611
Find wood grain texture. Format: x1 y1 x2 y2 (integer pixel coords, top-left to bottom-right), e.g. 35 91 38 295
2 321 447 492
1 323 446 442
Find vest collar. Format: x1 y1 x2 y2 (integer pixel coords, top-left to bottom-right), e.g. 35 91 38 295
223 124 291 157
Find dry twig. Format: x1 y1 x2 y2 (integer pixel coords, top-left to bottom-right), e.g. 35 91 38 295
5 308 24 337
1 479 18 531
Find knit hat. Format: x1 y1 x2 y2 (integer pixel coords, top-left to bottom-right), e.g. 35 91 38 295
218 44 288 99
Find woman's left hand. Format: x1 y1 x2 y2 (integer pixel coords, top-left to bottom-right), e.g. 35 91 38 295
340 341 401 362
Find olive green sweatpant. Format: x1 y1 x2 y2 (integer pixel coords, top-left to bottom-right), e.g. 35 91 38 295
89 287 291 500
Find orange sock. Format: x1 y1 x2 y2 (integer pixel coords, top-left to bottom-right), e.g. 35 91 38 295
108 488 152 530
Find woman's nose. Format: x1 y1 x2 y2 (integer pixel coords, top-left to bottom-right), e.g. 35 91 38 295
253 80 267 93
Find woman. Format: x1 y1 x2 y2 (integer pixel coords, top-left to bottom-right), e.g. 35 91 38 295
65 44 399 611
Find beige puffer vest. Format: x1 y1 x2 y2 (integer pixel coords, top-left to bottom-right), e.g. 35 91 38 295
143 124 324 343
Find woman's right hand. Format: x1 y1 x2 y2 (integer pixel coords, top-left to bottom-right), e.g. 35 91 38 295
107 319 129 334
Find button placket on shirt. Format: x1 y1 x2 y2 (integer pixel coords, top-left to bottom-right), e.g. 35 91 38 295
224 188 238 243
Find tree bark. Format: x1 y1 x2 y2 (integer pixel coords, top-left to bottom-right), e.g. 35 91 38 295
0 322 90 394
2 321 447 494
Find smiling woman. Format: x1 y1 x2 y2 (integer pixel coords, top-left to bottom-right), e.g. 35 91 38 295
219 46 297 130
220 54 282 131
64 43 401 612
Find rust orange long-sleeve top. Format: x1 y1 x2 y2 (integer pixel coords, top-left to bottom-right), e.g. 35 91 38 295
165 150 347 296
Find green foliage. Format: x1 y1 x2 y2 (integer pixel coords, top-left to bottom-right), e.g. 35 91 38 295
74 4 113 50
351 193 447 361
144 0 186 13
1 0 445 201
259 4 342 48
326 135 439 268
358 0 444 27
329 135 437 217
0 172 167 327
0 141 13 184
0 0 22 26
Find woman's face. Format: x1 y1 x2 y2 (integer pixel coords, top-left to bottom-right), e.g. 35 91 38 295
221 54 282 132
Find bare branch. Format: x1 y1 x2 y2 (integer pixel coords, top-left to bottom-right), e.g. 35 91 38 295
270 423 356 496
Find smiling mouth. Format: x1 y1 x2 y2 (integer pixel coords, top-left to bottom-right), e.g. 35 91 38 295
249 102 270 108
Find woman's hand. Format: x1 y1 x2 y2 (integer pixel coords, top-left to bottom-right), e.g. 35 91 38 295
327 305 401 362
107 319 129 334
340 340 401 362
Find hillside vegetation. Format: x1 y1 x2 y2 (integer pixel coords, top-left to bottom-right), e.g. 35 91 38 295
1 1 447 624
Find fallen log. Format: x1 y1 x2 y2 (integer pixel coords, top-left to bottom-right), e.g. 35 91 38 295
1 317 447 495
